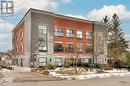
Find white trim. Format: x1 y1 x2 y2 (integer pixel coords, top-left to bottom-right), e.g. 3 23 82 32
54 41 63 43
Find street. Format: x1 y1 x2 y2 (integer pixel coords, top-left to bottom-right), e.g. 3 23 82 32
0 71 130 86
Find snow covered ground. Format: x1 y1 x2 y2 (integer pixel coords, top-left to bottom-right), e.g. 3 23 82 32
12 66 31 72
1 66 130 80
49 69 130 80
0 68 11 73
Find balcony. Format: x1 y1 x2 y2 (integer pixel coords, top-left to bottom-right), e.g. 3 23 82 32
85 47 93 53
65 48 74 53
77 34 82 39
77 50 83 53
54 32 64 37
66 33 74 38
86 36 92 39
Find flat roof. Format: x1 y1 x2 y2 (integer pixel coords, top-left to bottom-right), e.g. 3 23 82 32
13 8 106 31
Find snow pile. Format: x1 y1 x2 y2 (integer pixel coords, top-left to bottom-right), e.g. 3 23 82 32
105 69 128 73
0 68 11 73
49 71 63 76
49 71 130 80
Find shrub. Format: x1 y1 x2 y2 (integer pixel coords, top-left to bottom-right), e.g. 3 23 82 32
63 64 70 68
100 64 112 70
65 58 73 67
31 67 49 75
57 70 78 75
45 64 55 70
83 63 101 68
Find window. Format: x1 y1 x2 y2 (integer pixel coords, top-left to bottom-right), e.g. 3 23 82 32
86 44 93 53
98 58 104 64
66 29 73 34
54 26 64 36
16 35 18 44
86 32 91 36
38 25 47 52
55 58 62 66
88 58 92 63
39 57 47 66
20 31 23 40
66 44 74 52
55 27 62 32
86 32 92 39
54 43 64 52
66 29 74 38
39 46 47 51
39 25 47 34
39 57 46 62
77 43 83 53
77 31 82 38
16 47 18 55
38 41 47 52
20 44 23 54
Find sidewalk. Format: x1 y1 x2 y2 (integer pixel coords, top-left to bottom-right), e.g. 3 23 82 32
1 71 63 83
13 72 63 82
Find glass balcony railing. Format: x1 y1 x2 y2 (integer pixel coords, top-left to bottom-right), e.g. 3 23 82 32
65 48 74 53
66 33 74 38
54 32 64 36
86 36 92 39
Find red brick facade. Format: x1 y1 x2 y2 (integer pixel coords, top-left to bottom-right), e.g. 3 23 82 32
54 17 93 56
14 21 24 55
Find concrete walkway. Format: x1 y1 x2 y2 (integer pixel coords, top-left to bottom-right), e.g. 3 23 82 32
0 71 62 83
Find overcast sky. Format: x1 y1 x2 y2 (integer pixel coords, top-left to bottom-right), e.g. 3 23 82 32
0 0 130 51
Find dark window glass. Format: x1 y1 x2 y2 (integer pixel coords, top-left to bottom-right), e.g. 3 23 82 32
54 43 64 52
66 44 74 52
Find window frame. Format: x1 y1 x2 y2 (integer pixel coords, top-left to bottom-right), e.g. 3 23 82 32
38 25 48 52
55 57 63 66
66 43 74 52
38 41 47 52
55 26 63 33
85 44 93 53
66 29 74 38
76 43 83 53
77 30 83 38
38 25 47 34
38 57 47 66
86 32 92 39
20 31 23 40
20 44 24 54
54 26 64 36
54 43 64 52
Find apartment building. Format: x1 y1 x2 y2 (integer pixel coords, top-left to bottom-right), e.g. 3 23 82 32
12 8 108 67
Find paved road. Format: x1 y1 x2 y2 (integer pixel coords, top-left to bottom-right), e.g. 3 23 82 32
0 72 130 86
